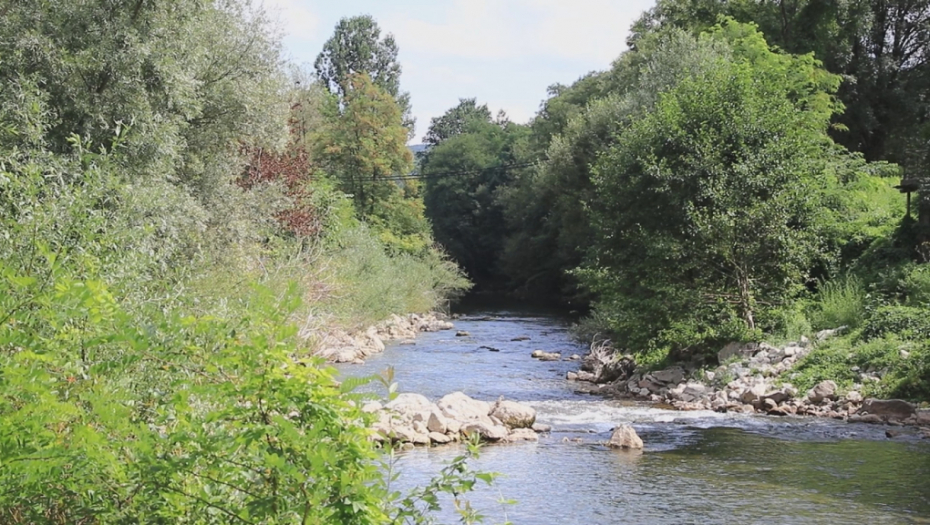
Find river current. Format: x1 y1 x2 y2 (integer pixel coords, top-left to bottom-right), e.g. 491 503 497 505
340 303 930 524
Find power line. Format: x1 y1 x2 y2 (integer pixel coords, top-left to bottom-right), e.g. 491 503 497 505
342 160 539 183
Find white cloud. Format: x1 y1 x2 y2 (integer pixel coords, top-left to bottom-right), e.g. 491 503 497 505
261 0 320 41
385 0 653 64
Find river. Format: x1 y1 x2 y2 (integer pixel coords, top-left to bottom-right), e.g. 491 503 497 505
340 303 930 524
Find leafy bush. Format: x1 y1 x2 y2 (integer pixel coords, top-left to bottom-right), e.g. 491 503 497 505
860 305 930 341
898 263 930 306
757 300 813 346
792 334 930 401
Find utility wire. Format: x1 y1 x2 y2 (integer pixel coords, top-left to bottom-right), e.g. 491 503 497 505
341 161 539 183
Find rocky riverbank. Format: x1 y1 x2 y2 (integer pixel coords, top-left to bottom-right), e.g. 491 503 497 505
568 330 930 432
310 312 454 364
365 392 548 447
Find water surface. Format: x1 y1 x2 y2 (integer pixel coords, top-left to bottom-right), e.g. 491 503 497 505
341 305 930 524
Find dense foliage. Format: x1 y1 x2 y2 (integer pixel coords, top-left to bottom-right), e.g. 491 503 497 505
0 2 474 522
420 14 927 398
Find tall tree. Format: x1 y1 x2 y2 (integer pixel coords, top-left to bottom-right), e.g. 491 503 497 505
314 15 414 134
631 0 930 167
585 21 843 351
311 73 431 253
422 98 492 147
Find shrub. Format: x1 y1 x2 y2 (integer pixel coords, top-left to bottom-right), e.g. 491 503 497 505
899 263 930 306
860 305 930 341
811 274 867 330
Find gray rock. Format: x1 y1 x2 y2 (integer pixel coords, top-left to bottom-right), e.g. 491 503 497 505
437 392 490 422
505 428 539 442
429 432 452 444
918 409 930 426
740 383 767 404
531 423 552 433
455 331 470 337
845 391 863 404
462 421 509 441
807 380 837 404
607 424 644 450
718 342 759 364
763 390 790 405
575 371 597 382
815 327 846 341
848 414 883 424
361 401 383 413
490 400 537 429
426 410 448 434
531 350 561 361
385 393 433 415
860 399 916 421
650 367 685 385
763 398 778 413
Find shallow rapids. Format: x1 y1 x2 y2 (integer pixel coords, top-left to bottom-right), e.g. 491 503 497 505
340 304 930 524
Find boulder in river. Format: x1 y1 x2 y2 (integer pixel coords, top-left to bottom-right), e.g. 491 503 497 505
531 350 561 361
608 424 644 450
860 399 916 422
437 392 491 422
490 400 536 429
462 421 509 441
385 393 432 415
505 428 540 442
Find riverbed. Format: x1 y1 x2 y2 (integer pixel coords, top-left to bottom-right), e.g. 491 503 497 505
340 304 930 524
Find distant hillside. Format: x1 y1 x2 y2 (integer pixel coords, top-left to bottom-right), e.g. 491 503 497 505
408 144 428 155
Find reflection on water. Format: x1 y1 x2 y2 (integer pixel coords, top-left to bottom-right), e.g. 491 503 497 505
340 306 930 524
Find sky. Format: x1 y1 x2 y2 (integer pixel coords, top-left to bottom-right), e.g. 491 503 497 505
262 0 657 144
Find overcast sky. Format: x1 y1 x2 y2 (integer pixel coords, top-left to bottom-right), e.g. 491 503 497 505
263 0 657 143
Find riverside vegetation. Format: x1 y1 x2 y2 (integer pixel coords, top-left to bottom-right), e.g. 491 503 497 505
5 1 930 523
418 9 930 407
0 3 483 524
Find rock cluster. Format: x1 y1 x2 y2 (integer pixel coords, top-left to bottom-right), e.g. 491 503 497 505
368 392 547 446
312 313 454 364
569 329 926 426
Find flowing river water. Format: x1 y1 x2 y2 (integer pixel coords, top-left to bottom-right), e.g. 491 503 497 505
340 303 930 524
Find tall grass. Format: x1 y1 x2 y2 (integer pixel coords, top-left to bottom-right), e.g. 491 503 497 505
813 274 867 330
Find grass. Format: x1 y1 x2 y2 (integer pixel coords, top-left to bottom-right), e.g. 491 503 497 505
812 274 867 330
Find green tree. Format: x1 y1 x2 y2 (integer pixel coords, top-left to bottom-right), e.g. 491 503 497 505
315 15 414 134
423 98 493 147
499 27 735 302
632 0 930 167
312 73 432 253
422 113 528 285
584 21 842 352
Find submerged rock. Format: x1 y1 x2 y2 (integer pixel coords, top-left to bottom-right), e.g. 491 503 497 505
531 350 561 361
